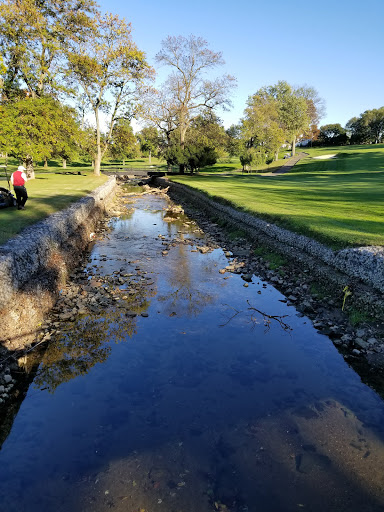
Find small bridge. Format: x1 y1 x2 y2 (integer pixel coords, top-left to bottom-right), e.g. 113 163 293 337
101 167 166 183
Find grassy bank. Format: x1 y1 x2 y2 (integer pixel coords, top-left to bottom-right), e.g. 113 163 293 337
169 144 384 249
0 172 108 245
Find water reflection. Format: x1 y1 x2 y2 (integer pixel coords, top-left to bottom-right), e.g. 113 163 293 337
158 244 216 317
0 192 384 512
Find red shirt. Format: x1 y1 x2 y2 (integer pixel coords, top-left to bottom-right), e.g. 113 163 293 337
12 170 26 186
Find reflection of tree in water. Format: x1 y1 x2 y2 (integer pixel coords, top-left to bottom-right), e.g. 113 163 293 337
34 282 155 394
158 244 214 316
34 315 126 393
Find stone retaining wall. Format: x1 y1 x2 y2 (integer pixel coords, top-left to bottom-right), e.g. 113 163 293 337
0 177 117 350
155 177 384 296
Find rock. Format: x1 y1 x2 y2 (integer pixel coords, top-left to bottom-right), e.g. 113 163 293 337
352 349 361 356
355 338 369 349
219 269 226 274
295 452 331 473
59 312 73 321
3 375 12 384
0 386 5 393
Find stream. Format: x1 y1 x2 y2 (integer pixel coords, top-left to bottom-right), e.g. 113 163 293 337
1 190 384 512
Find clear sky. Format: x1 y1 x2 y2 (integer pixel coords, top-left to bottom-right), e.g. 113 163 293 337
99 0 383 129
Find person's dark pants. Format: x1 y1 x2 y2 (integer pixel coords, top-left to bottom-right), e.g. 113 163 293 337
13 185 28 209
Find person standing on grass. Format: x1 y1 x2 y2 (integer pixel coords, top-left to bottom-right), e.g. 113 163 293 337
11 165 28 210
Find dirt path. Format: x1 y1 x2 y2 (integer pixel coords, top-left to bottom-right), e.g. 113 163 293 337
261 151 309 176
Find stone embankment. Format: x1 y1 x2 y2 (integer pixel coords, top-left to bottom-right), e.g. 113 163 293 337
0 177 117 351
154 177 384 315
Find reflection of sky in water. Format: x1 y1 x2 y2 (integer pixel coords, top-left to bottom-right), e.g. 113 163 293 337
0 194 384 511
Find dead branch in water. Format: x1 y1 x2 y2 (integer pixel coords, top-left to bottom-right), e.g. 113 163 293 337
220 300 292 333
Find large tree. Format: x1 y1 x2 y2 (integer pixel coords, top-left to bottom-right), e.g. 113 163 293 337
67 12 154 175
361 108 384 144
243 81 322 157
318 123 348 146
0 0 97 99
241 91 286 161
268 81 310 156
154 35 236 172
0 96 80 177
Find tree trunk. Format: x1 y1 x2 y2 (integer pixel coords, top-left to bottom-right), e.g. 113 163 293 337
148 150 151 165
24 155 35 180
291 136 296 157
44 157 48 168
62 158 67 169
179 122 187 174
94 155 101 176
94 108 101 176
275 151 279 161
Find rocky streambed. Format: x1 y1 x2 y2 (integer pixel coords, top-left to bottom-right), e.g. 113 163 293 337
1 184 384 511
1 183 384 411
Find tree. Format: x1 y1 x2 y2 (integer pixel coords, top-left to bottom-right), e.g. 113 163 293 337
0 0 97 99
109 119 139 162
154 34 236 172
361 108 384 144
136 126 160 163
241 91 285 161
318 123 348 146
226 124 242 158
272 82 310 156
293 84 326 128
67 12 154 175
0 96 80 178
345 116 369 144
243 81 320 158
184 145 217 172
186 112 228 156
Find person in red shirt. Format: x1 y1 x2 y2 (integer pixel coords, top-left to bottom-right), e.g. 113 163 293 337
10 165 28 210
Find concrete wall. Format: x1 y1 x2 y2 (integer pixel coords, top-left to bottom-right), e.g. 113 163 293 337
155 177 384 295
0 177 117 350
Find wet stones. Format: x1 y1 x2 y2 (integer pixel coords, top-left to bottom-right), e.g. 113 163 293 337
162 184 384 367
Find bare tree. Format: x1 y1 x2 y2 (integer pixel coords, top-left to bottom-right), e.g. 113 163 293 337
154 35 236 172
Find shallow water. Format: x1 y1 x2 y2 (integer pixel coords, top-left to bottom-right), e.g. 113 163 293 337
1 193 384 511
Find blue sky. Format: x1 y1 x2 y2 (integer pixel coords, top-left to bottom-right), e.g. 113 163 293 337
99 0 383 129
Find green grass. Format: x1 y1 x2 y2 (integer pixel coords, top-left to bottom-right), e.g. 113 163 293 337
169 144 384 249
253 245 288 269
0 171 108 244
347 307 374 326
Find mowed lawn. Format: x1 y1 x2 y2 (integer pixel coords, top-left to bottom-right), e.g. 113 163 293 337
0 172 108 245
170 145 384 249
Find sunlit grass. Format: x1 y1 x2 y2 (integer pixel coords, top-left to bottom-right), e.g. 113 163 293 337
0 172 108 244
170 145 384 249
